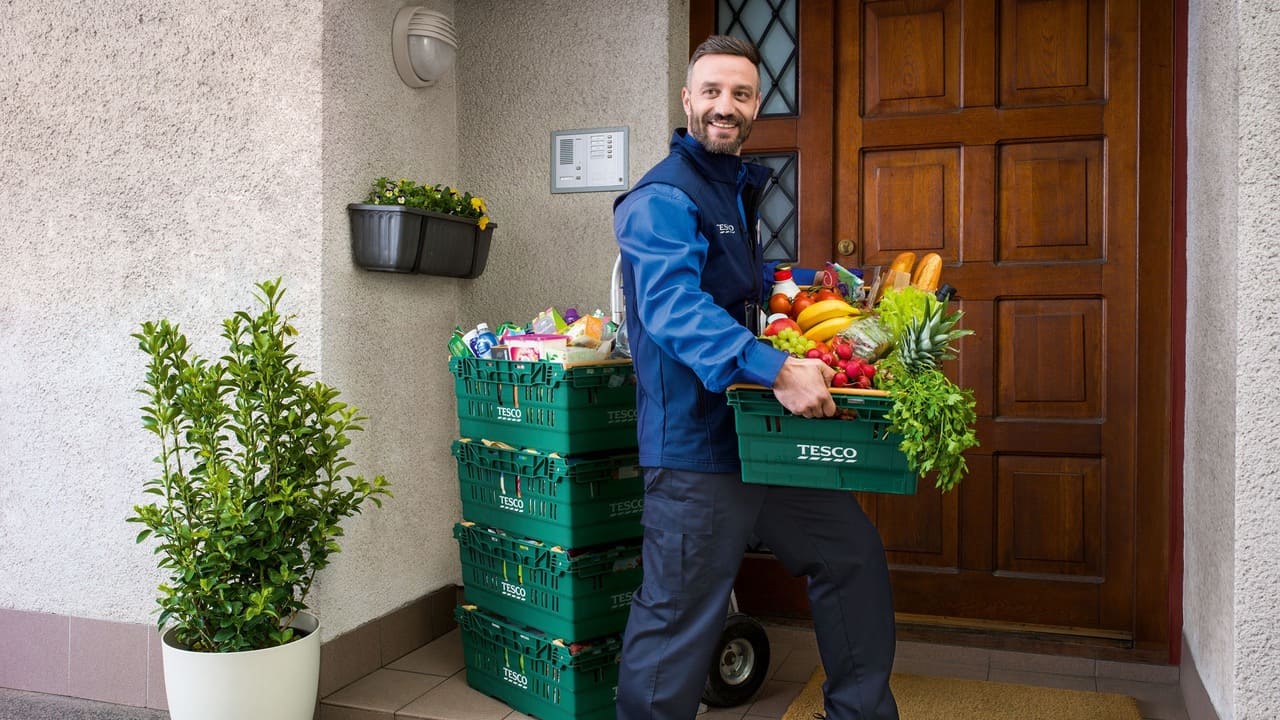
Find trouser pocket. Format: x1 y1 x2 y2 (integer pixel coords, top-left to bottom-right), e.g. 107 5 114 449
640 492 714 596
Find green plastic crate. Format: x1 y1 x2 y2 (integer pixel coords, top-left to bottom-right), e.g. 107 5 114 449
449 357 638 455
455 604 620 720
453 522 641 641
726 385 917 495
452 439 643 548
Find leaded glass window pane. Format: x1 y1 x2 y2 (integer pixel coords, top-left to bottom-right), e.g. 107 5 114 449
717 0 798 117
746 152 798 262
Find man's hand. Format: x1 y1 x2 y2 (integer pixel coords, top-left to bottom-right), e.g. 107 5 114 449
771 357 836 418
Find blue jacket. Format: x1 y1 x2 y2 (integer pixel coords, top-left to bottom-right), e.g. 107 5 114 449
614 129 788 472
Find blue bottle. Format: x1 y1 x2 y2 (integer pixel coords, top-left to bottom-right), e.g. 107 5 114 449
468 322 499 359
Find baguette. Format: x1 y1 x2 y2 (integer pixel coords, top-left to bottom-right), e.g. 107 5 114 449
911 252 942 292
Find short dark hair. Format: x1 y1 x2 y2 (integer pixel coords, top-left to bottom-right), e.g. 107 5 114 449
686 35 761 87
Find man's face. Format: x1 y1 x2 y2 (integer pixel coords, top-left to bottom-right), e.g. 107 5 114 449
682 54 762 155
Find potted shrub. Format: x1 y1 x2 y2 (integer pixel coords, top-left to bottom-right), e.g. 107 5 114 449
348 177 496 278
128 278 391 720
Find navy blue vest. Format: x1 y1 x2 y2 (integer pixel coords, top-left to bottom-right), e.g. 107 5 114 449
615 130 772 331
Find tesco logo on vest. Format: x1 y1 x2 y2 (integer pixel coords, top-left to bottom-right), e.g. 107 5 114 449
716 223 736 234
795 443 860 464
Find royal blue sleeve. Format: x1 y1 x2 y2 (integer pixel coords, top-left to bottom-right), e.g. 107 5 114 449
615 185 787 393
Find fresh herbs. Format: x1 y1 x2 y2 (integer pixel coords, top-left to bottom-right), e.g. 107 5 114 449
877 356 977 492
875 286 978 492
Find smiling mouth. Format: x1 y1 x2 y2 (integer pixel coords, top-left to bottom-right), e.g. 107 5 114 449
708 118 739 131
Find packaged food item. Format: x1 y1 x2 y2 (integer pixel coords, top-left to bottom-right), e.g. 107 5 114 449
771 265 801 300
448 326 474 358
565 315 605 348
496 321 526 340
839 315 893 361
531 307 568 335
505 334 569 362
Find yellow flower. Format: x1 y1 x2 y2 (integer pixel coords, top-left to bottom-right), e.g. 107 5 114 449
477 215 490 230
470 197 486 213
448 186 458 196
397 196 406 204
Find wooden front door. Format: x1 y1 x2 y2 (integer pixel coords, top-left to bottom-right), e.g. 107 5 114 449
693 0 1176 659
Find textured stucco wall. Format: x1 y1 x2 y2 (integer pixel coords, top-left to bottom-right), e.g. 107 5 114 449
312 0 464 640
0 2 324 622
1230 3 1280 718
1183 1 1238 715
1184 1 1280 718
455 0 689 326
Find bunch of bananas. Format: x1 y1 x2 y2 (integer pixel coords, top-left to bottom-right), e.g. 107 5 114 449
795 299 861 341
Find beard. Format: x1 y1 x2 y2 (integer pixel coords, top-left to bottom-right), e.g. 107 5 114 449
688 110 753 155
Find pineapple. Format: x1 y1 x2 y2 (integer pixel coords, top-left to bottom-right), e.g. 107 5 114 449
893 296 972 375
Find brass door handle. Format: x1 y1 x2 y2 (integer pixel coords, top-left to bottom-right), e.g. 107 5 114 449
837 239 856 256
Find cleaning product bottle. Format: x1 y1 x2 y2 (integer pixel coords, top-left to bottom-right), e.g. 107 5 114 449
467 322 499 359
771 265 801 300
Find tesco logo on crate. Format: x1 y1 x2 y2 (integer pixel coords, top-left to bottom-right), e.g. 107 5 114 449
607 408 637 424
609 498 643 517
503 667 530 689
610 590 635 609
795 443 860 464
497 494 526 513
495 406 523 422
499 579 528 601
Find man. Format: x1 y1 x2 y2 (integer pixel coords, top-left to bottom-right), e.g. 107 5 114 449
612 35 900 720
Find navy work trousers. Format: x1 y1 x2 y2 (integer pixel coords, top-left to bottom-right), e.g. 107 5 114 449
615 468 899 720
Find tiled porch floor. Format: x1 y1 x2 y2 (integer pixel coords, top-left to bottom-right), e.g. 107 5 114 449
319 623 1191 720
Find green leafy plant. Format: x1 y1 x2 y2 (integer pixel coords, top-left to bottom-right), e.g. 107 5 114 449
874 286 978 492
364 177 492 230
876 356 978 492
128 278 391 653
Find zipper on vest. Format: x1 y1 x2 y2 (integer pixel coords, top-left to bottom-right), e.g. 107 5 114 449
738 169 762 335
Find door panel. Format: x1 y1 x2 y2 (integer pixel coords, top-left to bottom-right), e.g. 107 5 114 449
691 0 1172 656
861 147 960 264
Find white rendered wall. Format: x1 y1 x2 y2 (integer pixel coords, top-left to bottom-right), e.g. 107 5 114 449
310 0 464 641
455 0 689 326
1184 1 1280 718
1228 3 1280 718
0 1 324 623
1183 0 1238 714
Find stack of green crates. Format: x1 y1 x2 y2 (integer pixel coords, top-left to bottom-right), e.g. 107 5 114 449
448 356 644 720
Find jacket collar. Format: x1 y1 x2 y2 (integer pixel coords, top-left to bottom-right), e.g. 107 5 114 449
671 128 751 185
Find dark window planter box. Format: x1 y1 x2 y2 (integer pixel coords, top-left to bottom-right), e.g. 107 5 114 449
348 204 494 279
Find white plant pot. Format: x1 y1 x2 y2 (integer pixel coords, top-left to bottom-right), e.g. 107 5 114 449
160 612 321 720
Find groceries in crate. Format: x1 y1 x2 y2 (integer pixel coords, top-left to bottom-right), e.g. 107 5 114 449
449 305 628 364
755 253 978 492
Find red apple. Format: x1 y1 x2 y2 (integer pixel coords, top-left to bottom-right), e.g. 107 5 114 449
764 316 801 336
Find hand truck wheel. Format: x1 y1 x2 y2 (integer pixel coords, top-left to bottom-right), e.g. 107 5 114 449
701 612 771 707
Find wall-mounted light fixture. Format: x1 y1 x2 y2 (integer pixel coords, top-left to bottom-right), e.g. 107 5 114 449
392 6 458 88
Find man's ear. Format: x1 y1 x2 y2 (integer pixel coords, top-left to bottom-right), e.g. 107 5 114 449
681 86 692 116
753 91 762 119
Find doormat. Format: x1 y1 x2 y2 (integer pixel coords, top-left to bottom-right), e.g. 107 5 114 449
784 668 1142 720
